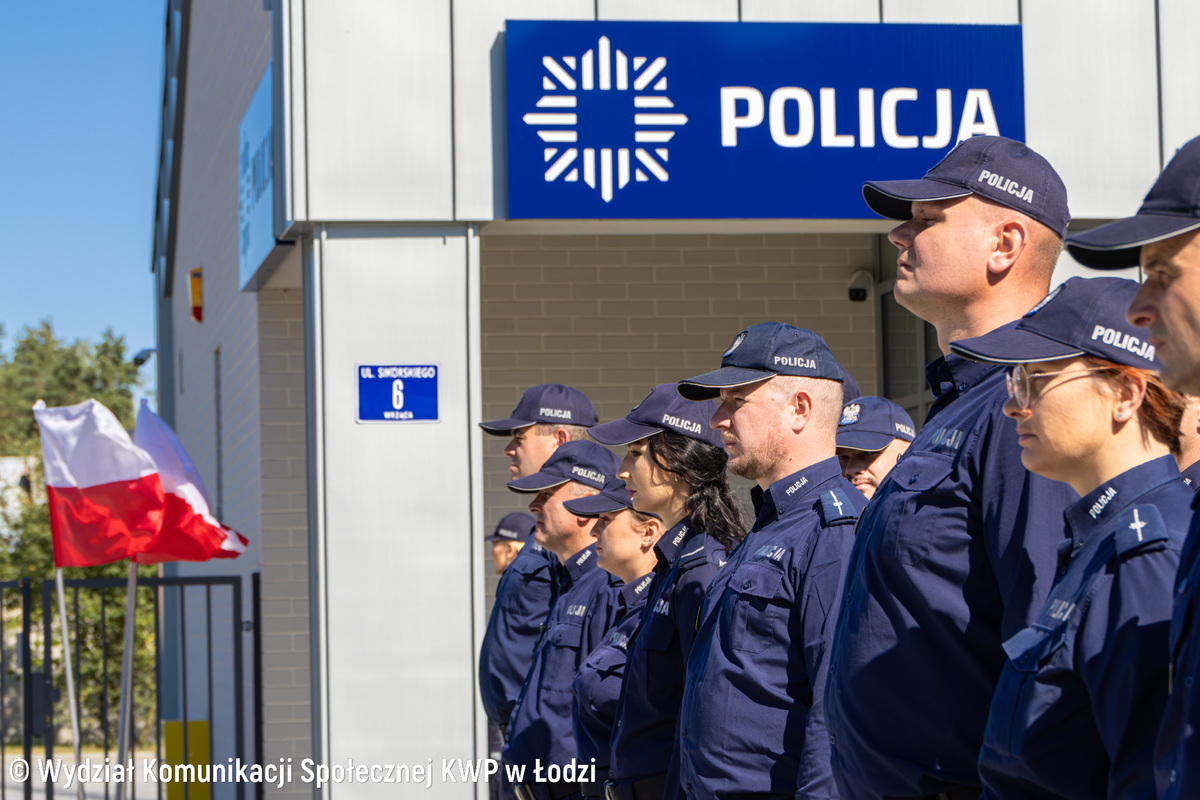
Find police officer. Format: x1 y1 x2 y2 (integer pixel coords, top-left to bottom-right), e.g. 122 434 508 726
484 512 538 800
504 440 622 800
479 384 598 799
674 322 865 799
1064 135 1200 799
950 276 1190 797
487 512 537 575
825 136 1080 799
835 396 916 500
588 384 741 800
564 483 660 798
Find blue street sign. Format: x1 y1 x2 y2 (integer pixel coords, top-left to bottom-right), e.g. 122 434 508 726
357 365 439 423
505 21 1025 219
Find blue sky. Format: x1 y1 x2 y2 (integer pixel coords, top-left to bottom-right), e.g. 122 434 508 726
0 1 166 392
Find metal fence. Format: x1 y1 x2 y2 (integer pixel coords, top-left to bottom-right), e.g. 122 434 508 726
0 574 261 800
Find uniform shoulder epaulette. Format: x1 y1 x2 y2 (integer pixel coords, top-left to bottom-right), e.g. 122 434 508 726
1111 504 1170 560
818 487 860 526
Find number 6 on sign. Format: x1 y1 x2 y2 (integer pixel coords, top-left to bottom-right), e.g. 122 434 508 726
392 380 405 410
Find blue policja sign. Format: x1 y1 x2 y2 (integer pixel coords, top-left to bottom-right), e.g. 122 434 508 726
357 366 439 423
239 64 275 289
506 21 1025 219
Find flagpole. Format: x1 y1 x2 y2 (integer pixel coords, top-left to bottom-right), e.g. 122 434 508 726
55 569 86 800
115 561 138 800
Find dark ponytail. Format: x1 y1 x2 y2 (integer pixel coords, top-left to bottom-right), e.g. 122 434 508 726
645 431 745 550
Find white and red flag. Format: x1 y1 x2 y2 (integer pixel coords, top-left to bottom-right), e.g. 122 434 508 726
33 399 164 567
132 400 248 564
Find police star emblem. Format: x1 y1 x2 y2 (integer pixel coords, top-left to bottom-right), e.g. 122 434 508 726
723 331 747 357
840 404 861 425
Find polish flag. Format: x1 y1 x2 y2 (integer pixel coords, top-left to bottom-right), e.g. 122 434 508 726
133 400 248 564
33 400 164 568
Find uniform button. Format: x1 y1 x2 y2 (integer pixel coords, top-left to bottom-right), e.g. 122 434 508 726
742 580 752 589
829 735 835 744
1180 580 1189 596
1170 769 1177 783
958 383 967 391
687 784 693 793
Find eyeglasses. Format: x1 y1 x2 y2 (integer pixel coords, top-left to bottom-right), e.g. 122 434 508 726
1005 364 1114 410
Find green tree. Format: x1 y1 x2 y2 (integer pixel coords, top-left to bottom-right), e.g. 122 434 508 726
0 320 153 746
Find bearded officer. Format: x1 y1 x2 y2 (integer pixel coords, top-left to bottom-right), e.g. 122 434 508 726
675 322 866 800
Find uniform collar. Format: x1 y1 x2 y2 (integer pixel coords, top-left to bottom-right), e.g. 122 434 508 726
653 518 698 568
561 543 599 583
926 352 1000 400
750 457 842 529
1064 455 1183 549
618 572 655 610
1181 459 1200 493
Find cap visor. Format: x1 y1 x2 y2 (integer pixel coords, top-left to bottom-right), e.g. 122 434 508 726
677 369 774 401
479 418 535 434
506 472 569 493
588 418 660 446
836 431 893 452
1066 216 1200 269
950 327 1084 365
862 180 972 220
563 494 629 517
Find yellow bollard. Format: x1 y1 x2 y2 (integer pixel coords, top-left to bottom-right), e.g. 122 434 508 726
163 720 211 800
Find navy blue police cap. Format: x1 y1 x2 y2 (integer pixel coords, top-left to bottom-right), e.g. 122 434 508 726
677 322 844 401
837 397 917 452
863 135 1071 238
506 439 619 493
1066 135 1200 269
841 368 862 403
589 383 724 448
563 478 654 518
480 383 597 434
950 277 1161 370
484 511 536 542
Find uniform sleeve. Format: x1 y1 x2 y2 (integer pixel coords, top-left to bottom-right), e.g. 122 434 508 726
673 558 722 659
977 407 1077 640
1078 549 1178 800
583 583 622 657
796 526 855 800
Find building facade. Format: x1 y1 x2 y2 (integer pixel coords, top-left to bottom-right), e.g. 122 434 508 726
150 1 1199 797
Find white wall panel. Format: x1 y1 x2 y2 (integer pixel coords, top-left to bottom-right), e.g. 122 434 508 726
1023 0 1159 220
597 0 737 20
742 0 878 22
882 0 1017 23
305 0 454 221
317 226 476 797
452 1 593 222
1159 0 1200 166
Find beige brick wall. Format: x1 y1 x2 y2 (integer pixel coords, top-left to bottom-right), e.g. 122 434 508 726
256 288 313 797
479 232 878 563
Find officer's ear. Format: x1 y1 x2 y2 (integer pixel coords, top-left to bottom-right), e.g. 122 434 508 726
634 513 663 548
987 216 1029 277
551 427 571 446
1109 369 1146 426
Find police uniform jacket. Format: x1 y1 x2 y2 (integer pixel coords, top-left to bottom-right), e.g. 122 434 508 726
505 543 620 774
609 520 726 797
677 458 863 800
572 572 655 772
1156 486 1200 798
978 456 1188 800
825 354 1078 798
480 535 555 727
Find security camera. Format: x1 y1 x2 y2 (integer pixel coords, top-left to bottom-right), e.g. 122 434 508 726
848 270 873 302
133 348 156 367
